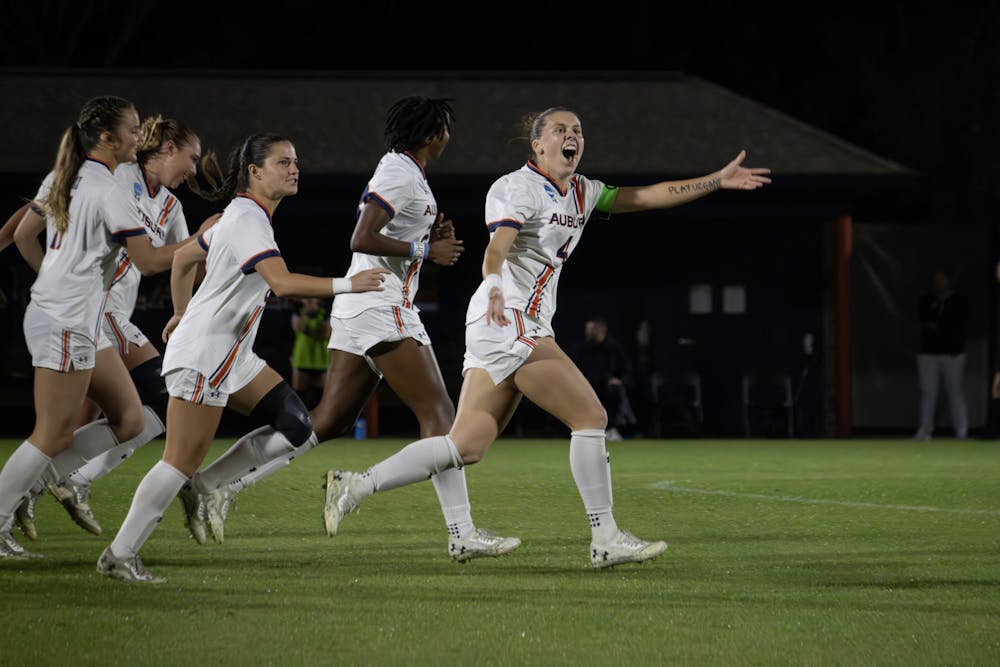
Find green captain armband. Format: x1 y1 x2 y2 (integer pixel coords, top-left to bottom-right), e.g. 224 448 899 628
593 185 619 221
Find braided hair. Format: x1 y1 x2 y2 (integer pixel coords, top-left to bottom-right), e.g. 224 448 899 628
384 96 455 153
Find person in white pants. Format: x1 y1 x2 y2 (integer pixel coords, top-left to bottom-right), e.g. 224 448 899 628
915 267 969 440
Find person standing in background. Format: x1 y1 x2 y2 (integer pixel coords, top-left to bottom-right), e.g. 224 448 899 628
289 297 330 409
570 316 637 441
915 266 969 440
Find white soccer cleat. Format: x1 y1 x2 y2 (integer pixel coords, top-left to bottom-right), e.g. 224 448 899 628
0 529 42 560
205 487 236 545
323 470 362 537
48 478 102 536
449 527 522 562
14 490 42 541
177 486 208 545
590 529 668 569
96 546 165 584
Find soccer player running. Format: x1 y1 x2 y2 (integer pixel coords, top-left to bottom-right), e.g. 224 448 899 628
10 115 221 540
96 133 387 583
323 106 771 568
180 96 521 561
0 96 167 560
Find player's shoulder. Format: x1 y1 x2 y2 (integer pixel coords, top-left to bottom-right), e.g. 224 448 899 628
375 150 423 179
487 164 542 201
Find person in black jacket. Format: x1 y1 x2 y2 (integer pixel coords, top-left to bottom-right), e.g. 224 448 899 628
915 267 969 440
570 317 637 440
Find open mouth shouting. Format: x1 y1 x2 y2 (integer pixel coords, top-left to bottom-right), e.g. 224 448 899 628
561 143 578 162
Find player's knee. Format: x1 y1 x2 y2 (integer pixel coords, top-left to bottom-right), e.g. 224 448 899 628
274 401 313 446
310 410 355 442
130 356 168 424
567 404 607 433
111 405 146 442
452 434 489 466
252 382 313 447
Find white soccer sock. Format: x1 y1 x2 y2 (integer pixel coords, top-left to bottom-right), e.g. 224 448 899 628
48 419 118 481
569 429 618 542
28 462 57 497
225 431 319 493
192 428 317 494
51 406 164 482
0 441 52 527
367 435 462 494
228 455 290 493
69 405 165 486
109 460 188 559
432 467 474 539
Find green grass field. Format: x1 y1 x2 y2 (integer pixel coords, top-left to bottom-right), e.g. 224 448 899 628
1 437 999 666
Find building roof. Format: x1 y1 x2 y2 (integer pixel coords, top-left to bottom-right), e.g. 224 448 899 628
0 69 913 179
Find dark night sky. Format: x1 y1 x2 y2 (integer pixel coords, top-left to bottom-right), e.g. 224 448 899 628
1 1 998 224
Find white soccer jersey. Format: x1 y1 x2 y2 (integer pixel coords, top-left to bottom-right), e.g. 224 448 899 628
465 162 609 331
332 151 438 318
29 158 147 337
104 162 189 319
161 194 280 393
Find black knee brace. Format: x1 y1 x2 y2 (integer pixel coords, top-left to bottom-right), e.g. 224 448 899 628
130 356 168 425
249 382 313 446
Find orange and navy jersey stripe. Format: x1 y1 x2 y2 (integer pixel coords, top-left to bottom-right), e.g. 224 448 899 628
235 193 272 223
104 312 128 354
110 255 132 287
526 161 567 196
526 264 556 317
392 306 404 333
402 151 426 179
156 195 176 227
190 372 207 404
111 227 147 243
401 260 421 308
208 305 264 388
139 163 159 198
571 176 585 214
240 249 280 274
58 329 72 372
359 186 395 219
513 311 537 349
487 217 523 232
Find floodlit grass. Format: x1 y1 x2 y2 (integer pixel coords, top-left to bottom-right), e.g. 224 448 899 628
1 437 999 665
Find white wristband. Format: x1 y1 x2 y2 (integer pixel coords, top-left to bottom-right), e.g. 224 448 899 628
484 273 502 293
332 277 353 295
410 241 429 260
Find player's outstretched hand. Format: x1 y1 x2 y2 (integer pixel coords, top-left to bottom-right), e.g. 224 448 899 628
719 150 772 190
